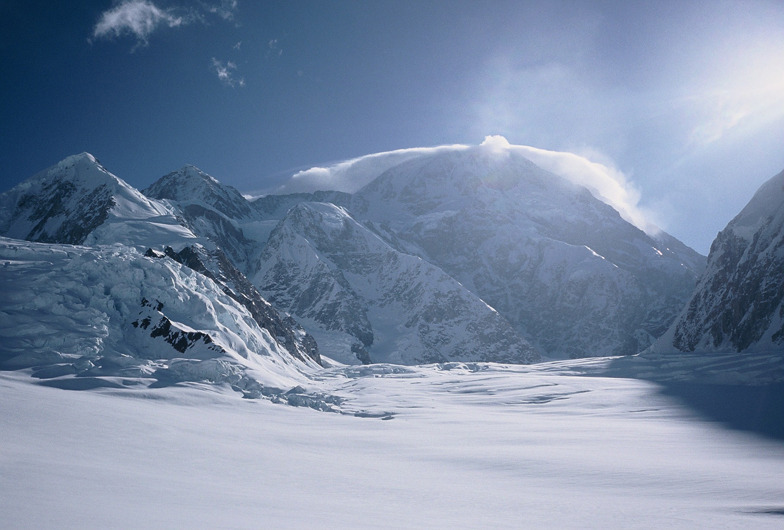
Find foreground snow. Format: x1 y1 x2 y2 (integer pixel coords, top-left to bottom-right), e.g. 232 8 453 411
2 359 783 529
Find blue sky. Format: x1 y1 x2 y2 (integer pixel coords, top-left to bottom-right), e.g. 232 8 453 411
2 0 784 253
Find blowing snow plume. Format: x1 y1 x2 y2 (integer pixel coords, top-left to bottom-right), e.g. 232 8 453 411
509 143 660 235
269 136 658 235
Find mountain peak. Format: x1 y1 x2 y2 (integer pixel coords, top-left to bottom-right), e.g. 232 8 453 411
144 166 254 221
178 164 219 183
59 151 99 165
147 166 231 197
0 153 178 245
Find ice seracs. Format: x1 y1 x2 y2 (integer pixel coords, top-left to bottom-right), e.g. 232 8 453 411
0 238 317 395
0 154 323 394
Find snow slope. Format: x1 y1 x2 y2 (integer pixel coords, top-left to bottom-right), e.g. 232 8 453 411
0 237 319 395
655 168 784 353
2 357 783 529
254 201 540 365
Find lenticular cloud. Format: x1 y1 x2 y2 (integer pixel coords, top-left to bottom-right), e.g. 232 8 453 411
271 137 658 235
276 144 470 195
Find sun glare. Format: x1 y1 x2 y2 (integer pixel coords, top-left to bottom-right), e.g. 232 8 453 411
688 37 784 146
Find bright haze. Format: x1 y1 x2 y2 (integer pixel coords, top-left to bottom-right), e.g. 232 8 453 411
2 1 784 253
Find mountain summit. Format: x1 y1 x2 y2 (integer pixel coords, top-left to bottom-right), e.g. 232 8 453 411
144 165 255 221
347 144 705 358
0 152 199 249
0 153 171 245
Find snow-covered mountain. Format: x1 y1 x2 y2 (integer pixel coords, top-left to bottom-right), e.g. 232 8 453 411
0 154 321 387
349 143 705 358
654 169 784 353
1 145 707 374
253 201 540 364
251 190 352 219
142 165 263 274
0 153 195 248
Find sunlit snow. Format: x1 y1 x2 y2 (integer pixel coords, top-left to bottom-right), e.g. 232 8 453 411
1 357 783 529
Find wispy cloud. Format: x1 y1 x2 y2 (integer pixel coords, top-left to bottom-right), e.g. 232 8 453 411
92 1 239 48
207 0 238 21
92 0 185 47
273 145 469 195
509 143 660 234
211 58 244 87
270 137 659 235
685 73 784 148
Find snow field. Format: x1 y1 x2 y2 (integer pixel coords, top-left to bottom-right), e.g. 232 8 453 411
2 362 783 529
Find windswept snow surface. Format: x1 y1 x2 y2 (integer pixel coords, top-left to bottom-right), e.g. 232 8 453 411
2 356 784 529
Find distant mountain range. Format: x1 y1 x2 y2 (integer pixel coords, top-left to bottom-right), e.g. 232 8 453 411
1 144 780 394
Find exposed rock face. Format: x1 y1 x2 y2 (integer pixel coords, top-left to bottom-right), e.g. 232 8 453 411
661 169 784 353
253 201 540 365
132 297 227 359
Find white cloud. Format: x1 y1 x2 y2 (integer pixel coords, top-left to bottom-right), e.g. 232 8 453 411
208 0 238 21
685 74 784 148
92 1 240 48
92 0 184 46
273 144 469 195
211 58 244 87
